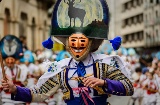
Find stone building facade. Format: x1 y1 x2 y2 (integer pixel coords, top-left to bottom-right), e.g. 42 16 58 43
0 0 54 51
116 0 160 51
119 0 144 48
144 0 160 48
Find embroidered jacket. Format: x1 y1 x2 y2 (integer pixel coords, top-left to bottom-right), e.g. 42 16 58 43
11 53 134 104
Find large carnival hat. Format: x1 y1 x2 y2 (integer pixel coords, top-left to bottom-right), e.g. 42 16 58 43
51 0 110 39
0 35 23 59
42 0 121 60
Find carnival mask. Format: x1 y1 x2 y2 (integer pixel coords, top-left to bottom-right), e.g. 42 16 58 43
5 57 15 69
68 33 92 61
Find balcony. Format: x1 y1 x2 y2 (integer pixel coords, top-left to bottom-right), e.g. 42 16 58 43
121 23 144 35
122 40 145 48
144 19 159 27
36 0 56 9
121 0 131 4
121 6 143 20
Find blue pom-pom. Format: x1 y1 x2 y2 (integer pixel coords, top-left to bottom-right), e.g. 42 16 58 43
109 36 122 50
42 36 54 49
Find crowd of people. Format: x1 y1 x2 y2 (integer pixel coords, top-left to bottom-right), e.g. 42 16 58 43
112 47 160 105
129 57 160 105
1 34 160 105
98 43 160 105
0 36 160 105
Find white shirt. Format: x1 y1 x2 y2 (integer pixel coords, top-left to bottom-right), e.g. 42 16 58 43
68 54 95 97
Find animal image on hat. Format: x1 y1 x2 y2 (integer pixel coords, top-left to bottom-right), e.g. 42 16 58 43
0 35 23 59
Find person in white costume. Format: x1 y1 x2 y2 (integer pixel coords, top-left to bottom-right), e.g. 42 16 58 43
143 71 158 105
0 35 28 105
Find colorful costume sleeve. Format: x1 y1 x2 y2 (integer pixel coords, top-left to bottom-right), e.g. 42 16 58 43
104 65 134 96
11 86 32 102
11 75 60 102
92 53 134 96
30 75 60 102
11 66 60 102
11 59 70 102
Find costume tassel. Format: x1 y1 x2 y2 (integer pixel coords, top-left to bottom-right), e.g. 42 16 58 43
109 36 122 50
42 36 54 49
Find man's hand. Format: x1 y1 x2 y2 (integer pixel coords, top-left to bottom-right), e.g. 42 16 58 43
83 77 106 87
1 76 17 94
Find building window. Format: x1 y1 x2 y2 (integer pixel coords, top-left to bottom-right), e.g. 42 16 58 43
139 31 144 41
124 2 128 10
132 34 135 41
133 16 138 24
138 14 143 23
128 2 132 9
150 0 153 3
24 0 29 2
130 0 134 7
126 35 129 42
133 0 137 7
122 36 126 43
156 30 159 37
31 17 35 50
149 12 152 21
137 0 141 6
129 34 133 42
156 10 158 18
43 20 47 41
134 33 138 41
19 12 28 37
124 19 129 27
139 0 143 5
122 20 126 28
128 18 132 26
145 14 148 22
4 8 10 35
156 0 160 4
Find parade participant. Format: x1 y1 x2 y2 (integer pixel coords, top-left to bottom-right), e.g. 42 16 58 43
0 35 28 105
2 0 133 105
20 50 40 88
154 68 160 105
143 72 158 105
130 67 142 105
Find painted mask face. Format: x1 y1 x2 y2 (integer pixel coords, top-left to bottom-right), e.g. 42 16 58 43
68 33 90 60
5 57 15 69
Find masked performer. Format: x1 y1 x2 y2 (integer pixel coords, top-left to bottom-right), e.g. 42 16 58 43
2 0 134 105
0 35 28 105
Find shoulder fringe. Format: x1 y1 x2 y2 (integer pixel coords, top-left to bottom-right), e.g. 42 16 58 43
36 58 71 88
91 53 133 81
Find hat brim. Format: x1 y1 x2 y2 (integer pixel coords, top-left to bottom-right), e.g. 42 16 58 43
52 36 66 45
